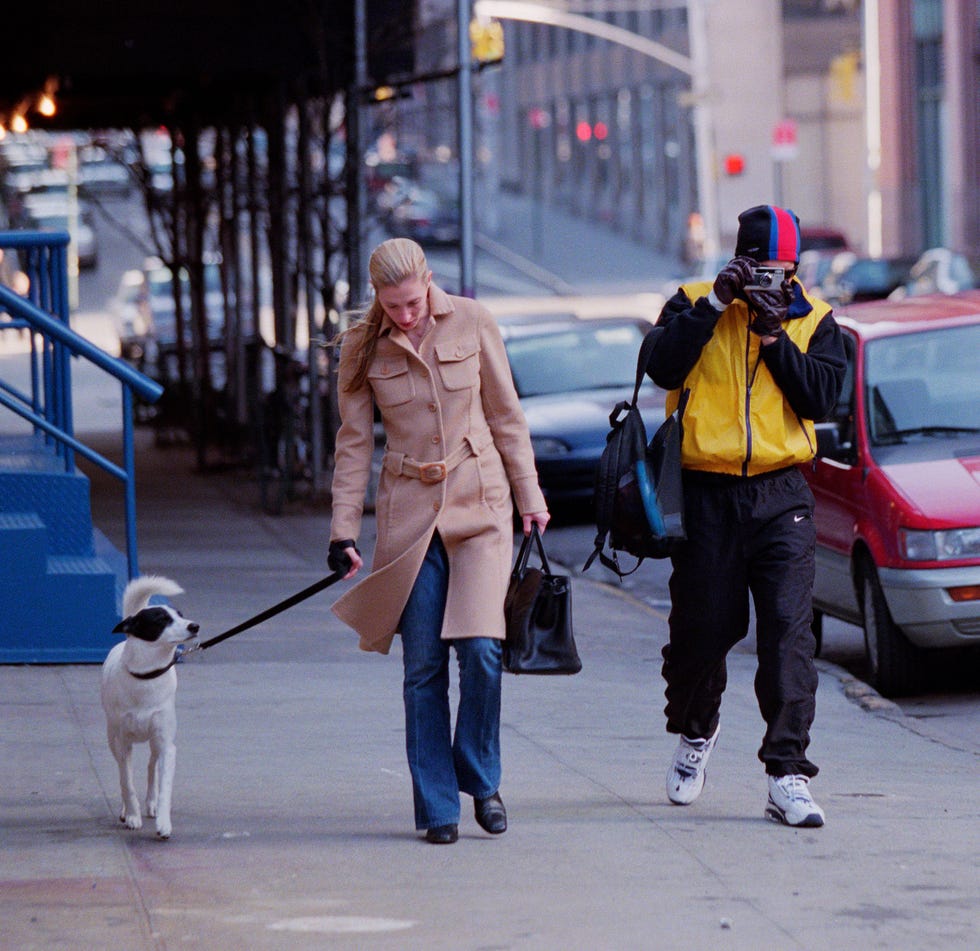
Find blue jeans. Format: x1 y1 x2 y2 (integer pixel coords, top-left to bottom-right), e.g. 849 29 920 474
399 533 502 830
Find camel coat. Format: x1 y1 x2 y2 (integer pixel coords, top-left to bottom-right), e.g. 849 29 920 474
329 283 547 654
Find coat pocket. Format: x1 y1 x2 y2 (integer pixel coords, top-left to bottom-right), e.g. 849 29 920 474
435 339 480 391
368 354 414 407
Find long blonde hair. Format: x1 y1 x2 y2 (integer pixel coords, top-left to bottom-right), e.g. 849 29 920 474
340 238 430 391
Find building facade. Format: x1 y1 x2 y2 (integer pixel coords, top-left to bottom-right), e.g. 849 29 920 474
385 1 979 264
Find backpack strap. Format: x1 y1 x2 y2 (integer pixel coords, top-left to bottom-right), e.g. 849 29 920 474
675 385 691 421
632 326 663 404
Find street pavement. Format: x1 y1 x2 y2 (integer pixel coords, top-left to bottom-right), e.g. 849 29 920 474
431 187 683 298
1 427 978 951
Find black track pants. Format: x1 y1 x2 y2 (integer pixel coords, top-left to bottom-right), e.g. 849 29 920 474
662 466 819 778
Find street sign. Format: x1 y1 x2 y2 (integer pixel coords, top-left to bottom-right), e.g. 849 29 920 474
771 119 799 162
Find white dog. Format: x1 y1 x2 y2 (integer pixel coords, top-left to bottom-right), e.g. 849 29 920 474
100 575 199 839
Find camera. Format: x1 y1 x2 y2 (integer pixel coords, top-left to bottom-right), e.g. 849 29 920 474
745 266 785 291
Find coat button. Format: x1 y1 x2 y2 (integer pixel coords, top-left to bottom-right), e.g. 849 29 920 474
431 435 441 445
427 402 437 412
432 502 440 512
380 363 389 375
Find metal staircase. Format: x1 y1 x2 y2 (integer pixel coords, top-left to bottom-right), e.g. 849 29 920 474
0 231 162 661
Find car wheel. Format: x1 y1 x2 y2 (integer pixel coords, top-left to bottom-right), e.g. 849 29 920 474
858 557 923 697
811 608 823 658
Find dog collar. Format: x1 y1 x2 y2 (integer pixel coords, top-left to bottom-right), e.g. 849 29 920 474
127 659 178 680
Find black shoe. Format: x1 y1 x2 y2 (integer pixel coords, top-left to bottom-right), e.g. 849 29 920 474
424 824 458 844
474 792 507 835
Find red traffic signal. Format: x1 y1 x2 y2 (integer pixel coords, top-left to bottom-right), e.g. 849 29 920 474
723 153 745 176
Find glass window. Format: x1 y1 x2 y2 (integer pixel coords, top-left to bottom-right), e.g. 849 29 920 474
864 325 980 446
504 323 647 397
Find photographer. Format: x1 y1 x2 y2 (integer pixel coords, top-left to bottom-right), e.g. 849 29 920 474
647 205 846 827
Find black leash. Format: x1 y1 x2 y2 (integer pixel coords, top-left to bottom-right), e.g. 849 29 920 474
183 570 344 655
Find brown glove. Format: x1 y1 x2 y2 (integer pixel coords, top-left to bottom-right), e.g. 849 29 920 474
712 256 757 306
746 281 793 337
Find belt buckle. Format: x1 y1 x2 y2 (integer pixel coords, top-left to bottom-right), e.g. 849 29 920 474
419 462 447 484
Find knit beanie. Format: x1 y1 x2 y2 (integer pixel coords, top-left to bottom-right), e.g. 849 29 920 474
734 205 801 263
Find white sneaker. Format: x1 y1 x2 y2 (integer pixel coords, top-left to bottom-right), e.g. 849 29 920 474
666 724 720 805
765 775 826 827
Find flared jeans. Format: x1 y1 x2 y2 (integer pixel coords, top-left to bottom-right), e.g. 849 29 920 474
399 533 503 830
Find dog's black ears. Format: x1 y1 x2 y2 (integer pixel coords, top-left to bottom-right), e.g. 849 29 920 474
113 616 134 635
113 607 173 641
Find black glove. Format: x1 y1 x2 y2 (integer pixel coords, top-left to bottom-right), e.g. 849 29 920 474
745 280 793 337
328 539 358 573
712 256 757 306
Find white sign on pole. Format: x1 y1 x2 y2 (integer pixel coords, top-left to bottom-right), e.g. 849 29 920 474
771 119 799 162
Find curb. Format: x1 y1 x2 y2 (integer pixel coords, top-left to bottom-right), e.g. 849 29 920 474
562 553 908 723
821 664 904 716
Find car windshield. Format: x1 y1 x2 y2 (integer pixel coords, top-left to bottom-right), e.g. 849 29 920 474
148 264 221 298
505 324 646 397
31 215 71 230
865 325 980 448
845 259 907 288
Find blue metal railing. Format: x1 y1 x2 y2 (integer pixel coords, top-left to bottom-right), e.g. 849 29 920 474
0 230 163 577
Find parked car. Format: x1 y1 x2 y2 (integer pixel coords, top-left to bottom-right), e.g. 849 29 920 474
799 226 851 253
387 184 460 246
660 254 730 300
497 313 662 503
24 203 99 269
79 158 133 197
374 174 415 224
110 268 152 360
888 247 976 300
796 249 851 296
3 168 69 225
140 256 226 349
134 257 227 396
820 254 918 305
803 290 980 696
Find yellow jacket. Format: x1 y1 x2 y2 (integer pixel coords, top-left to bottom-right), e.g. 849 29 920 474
657 279 840 477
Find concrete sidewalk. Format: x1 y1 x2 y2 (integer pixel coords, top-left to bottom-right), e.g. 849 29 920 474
1 430 977 951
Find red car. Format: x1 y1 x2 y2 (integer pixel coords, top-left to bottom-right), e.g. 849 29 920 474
803 290 980 696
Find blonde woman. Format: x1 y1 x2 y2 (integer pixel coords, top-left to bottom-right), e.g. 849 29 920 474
327 238 549 844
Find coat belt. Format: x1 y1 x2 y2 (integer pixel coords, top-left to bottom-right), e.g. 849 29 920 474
385 441 475 485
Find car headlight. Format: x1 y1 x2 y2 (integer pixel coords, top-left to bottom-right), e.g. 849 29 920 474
531 436 570 457
900 527 980 561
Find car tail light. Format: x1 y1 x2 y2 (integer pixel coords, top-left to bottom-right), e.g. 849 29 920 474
948 585 980 603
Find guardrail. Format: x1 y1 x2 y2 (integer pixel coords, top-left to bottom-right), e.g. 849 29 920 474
0 230 163 577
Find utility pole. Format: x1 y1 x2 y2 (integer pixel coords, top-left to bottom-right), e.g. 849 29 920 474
686 0 719 260
347 0 368 307
457 0 476 297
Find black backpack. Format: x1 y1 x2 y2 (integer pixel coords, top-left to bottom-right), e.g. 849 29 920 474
583 327 689 579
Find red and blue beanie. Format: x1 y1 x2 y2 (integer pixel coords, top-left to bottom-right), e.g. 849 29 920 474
734 205 801 263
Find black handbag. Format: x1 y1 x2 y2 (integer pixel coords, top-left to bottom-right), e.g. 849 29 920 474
503 524 582 675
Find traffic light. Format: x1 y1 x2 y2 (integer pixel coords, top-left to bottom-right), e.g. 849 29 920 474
723 153 745 176
470 19 504 63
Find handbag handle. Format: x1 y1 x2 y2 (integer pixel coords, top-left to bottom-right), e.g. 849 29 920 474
512 523 552 579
